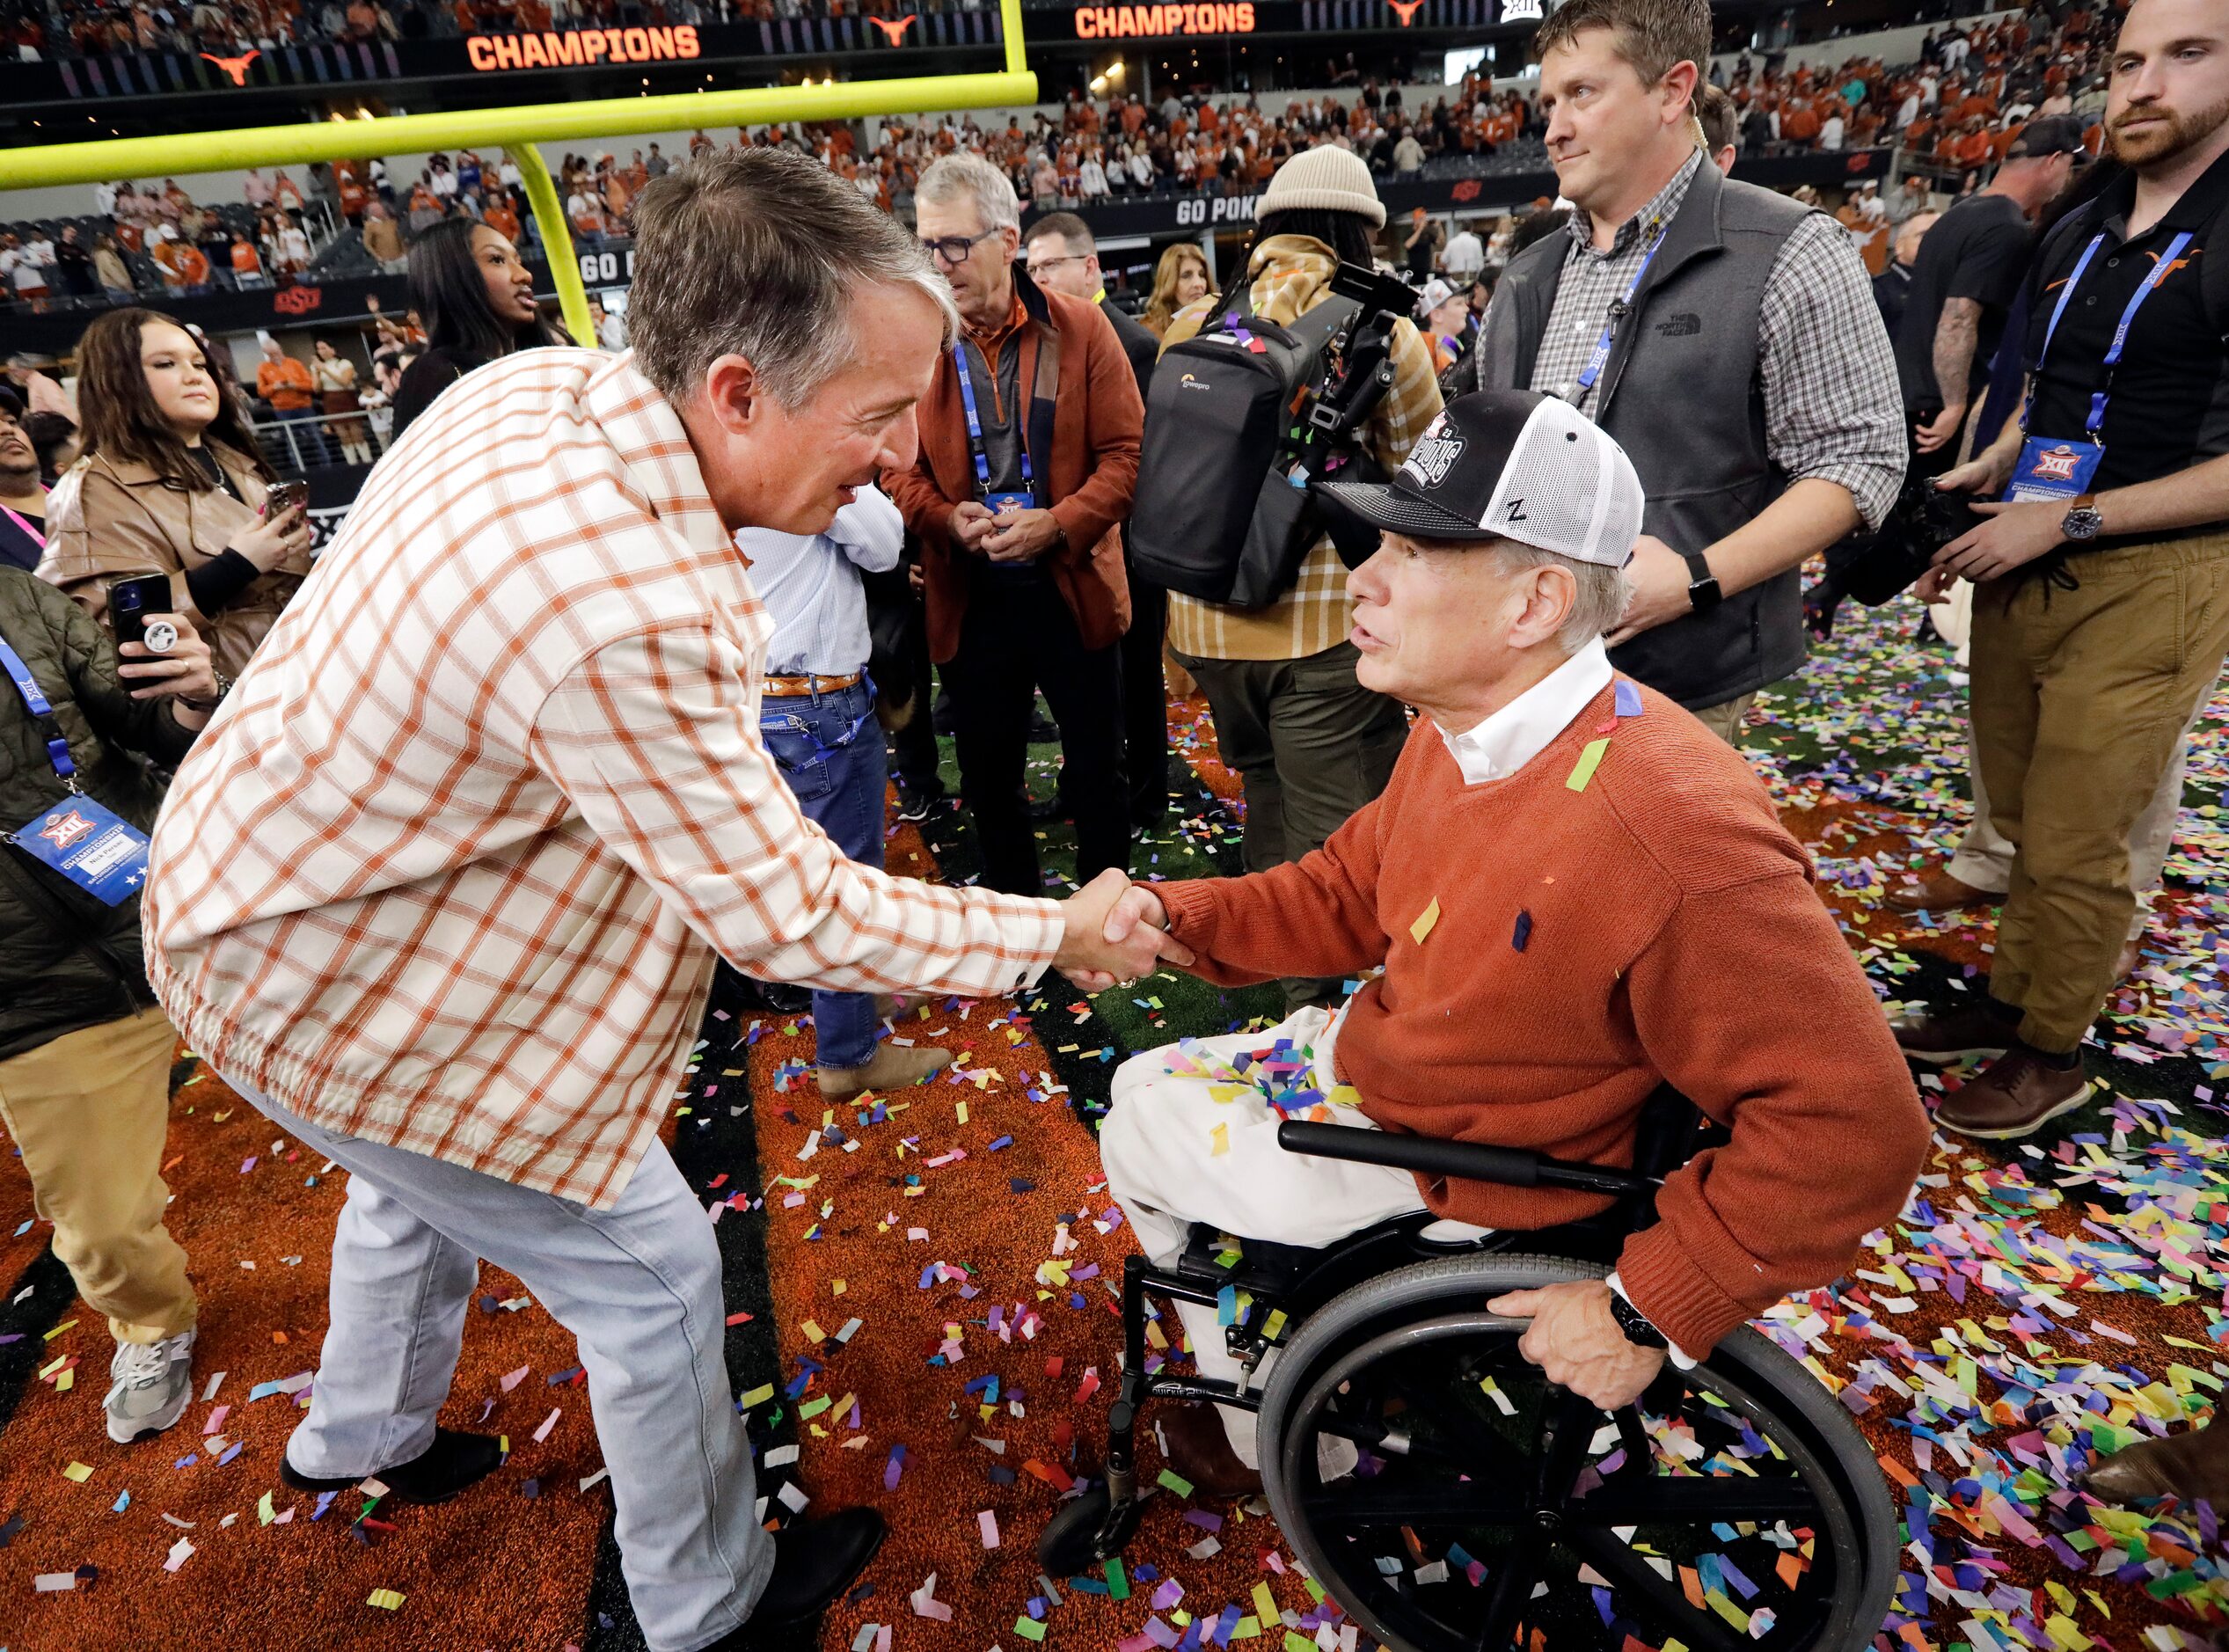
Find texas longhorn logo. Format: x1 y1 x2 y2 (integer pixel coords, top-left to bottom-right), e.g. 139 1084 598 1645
200 48 260 84
867 13 917 42
1387 0 1423 23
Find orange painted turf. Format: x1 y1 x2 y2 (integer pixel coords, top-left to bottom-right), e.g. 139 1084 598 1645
0 690 2222 1651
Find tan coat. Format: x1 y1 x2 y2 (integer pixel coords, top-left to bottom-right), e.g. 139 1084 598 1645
40 444 310 681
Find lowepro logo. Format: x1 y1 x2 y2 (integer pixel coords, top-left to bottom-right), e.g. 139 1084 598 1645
1179 372 1212 391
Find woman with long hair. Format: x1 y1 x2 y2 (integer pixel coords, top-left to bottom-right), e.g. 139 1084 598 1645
311 338 375 466
1141 240 1215 337
40 308 312 683
387 217 566 440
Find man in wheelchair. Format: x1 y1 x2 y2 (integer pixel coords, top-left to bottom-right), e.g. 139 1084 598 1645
1096 391 1930 1496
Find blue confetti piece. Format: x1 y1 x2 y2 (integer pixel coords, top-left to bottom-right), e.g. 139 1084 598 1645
112 1490 130 1513
1512 910 1532 953
1613 678 1643 717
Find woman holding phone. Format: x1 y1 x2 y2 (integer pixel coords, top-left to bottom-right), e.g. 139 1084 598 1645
40 309 313 684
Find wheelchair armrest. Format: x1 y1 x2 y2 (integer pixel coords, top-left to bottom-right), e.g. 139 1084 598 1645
1275 1121 1655 1198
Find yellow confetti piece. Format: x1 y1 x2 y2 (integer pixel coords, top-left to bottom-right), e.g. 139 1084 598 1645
832 1280 846 1297
957 1100 969 1125
42 1319 78 1341
802 1320 825 1342
62 1461 91 1482
55 1368 74 1393
739 1383 774 1407
367 1588 406 1611
258 1491 277 1525
1566 736 1611 792
1210 1122 1230 1158
1252 1583 1278 1624
1409 897 1441 946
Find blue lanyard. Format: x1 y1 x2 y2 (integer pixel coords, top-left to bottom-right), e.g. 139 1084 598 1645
2035 228 2195 437
1571 216 1670 407
0 632 79 792
952 343 1034 499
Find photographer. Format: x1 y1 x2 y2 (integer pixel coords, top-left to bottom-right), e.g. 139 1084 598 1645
0 567 220 1447
40 310 311 683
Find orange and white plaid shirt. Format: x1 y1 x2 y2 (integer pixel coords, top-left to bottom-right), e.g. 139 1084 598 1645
145 349 1064 1210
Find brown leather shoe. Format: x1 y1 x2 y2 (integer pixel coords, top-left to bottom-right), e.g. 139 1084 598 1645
1884 866 1998 915
1933 1048 2094 1140
1155 1401 1262 1500
1890 1003 2017 1064
2085 1418 2229 1505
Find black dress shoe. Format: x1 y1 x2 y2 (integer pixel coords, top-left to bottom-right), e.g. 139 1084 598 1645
280 1427 503 1503
699 1508 886 1642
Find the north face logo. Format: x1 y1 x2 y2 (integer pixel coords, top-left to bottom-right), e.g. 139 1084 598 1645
1405 430 1465 487
1655 312 1702 338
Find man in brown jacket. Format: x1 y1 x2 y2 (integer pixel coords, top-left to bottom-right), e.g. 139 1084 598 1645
881 153 1143 895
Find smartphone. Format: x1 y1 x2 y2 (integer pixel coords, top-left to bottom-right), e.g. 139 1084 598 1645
108 572 174 652
265 479 310 519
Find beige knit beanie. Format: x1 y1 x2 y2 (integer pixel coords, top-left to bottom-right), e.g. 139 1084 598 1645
1258 145 1386 229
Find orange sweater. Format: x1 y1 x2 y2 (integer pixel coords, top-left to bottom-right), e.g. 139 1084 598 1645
1155 681 1926 1356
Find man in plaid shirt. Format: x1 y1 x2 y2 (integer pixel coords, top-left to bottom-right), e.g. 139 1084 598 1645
143 151 1182 1652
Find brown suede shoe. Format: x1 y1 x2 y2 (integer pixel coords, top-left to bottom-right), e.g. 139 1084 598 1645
1884 866 1999 915
818 1042 952 1102
1156 1401 1263 1500
1890 1003 2017 1064
1933 1048 2094 1140
2085 1418 2229 1505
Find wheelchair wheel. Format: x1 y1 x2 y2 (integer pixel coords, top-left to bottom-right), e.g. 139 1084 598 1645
1255 1254 1895 1652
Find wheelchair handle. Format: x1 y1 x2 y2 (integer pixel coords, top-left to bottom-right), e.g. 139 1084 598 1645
1275 1121 1655 1198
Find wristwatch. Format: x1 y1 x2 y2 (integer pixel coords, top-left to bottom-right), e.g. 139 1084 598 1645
1684 552 1723 613
2061 493 2104 544
1608 1288 1669 1351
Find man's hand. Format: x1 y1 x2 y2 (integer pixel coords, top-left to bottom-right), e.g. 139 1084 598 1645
1913 401 1966 455
1911 564 1957 604
1936 443 2015 500
1932 498 2067 584
1055 868 1195 990
980 507 1064 564
949 501 998 553
1485 1279 1668 1411
1604 534 1692 647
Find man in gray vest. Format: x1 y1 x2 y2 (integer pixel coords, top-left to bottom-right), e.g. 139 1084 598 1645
1473 0 1904 741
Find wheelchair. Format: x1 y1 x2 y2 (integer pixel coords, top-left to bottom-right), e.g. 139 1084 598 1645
1040 1087 1898 1652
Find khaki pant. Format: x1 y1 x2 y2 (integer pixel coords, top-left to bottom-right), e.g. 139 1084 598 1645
1690 691 1758 745
1971 533 2229 1055
1174 641 1408 1012
0 1007 197 1345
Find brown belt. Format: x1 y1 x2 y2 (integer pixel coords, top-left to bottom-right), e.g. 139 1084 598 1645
763 670 865 698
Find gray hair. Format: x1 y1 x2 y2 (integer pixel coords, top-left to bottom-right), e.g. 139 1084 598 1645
627 147 957 409
1491 540 1633 654
916 152 1020 234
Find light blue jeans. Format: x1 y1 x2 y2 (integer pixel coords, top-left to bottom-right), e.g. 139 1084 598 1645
224 1075 772 1651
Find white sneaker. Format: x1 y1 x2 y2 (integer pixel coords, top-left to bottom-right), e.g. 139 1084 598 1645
104 1329 196 1444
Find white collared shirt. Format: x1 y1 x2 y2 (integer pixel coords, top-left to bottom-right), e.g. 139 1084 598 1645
735 484 904 677
1433 639 1612 786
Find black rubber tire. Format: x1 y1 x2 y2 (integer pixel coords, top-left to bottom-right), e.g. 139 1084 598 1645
1036 1483 1144 1573
1255 1253 1897 1652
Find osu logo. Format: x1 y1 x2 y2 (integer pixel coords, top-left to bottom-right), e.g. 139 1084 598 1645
2031 444 2083 482
38 808 96 851
273 285 324 316
1451 179 1481 202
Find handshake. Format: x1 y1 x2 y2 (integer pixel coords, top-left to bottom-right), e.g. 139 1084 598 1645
1051 869 1194 992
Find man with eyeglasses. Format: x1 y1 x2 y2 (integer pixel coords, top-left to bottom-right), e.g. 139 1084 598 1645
882 155 1144 896
1023 209 1169 835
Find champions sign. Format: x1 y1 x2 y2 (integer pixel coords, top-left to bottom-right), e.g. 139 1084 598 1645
1073 4 1255 37
465 24 701 69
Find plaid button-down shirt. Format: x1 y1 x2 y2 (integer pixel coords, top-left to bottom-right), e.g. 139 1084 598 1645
1163 235 1445 662
145 350 1063 1210
1533 150 1904 531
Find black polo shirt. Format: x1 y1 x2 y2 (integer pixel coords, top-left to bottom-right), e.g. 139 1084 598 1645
2020 144 2229 549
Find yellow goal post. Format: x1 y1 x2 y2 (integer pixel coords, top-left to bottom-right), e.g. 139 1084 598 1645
0 0 1036 345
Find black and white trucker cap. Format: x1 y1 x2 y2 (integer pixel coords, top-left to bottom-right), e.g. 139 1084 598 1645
1318 389 1647 567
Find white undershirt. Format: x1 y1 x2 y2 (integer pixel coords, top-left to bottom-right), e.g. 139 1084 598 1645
1433 638 1612 786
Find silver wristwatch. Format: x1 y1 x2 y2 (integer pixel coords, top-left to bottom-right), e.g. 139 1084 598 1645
2060 493 2103 544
